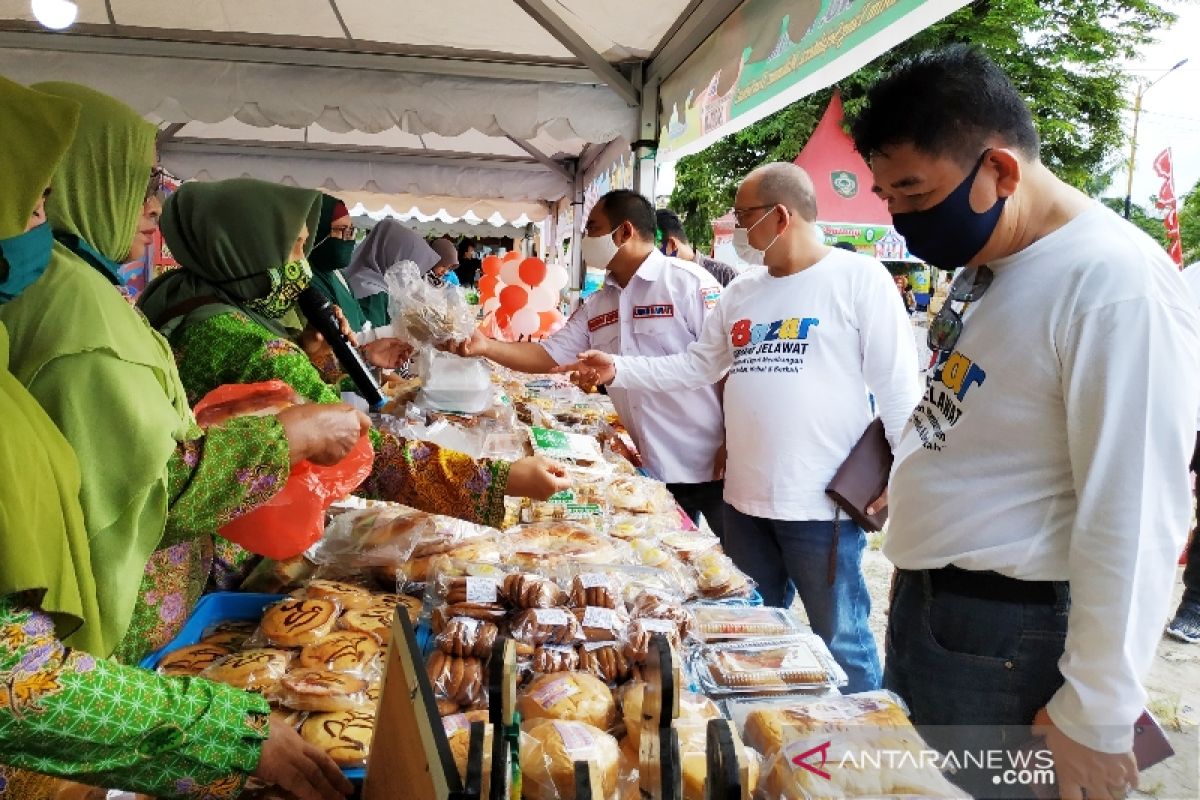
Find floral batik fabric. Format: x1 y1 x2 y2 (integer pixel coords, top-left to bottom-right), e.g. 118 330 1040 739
0 594 269 799
169 310 511 527
111 415 289 666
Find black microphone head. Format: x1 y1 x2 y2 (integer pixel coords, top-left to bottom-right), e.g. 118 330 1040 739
297 286 332 317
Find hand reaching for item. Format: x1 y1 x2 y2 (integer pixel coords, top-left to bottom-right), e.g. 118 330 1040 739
506 455 571 500
254 715 353 800
362 338 414 370
277 403 371 466
550 350 617 387
441 328 491 360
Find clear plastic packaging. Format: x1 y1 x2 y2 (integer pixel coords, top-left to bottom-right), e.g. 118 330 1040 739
605 475 677 515
690 548 755 600
415 350 494 415
298 630 382 672
517 672 617 731
503 572 569 609
620 682 722 756
303 579 377 611
504 522 630 570
202 648 293 694
298 709 377 768
259 598 342 648
578 642 631 685
606 513 686 541
572 605 629 642
436 616 500 659
624 617 685 665
520 719 621 800
157 643 233 677
509 607 585 647
627 589 694 640
568 571 624 610
426 650 488 708
689 635 845 696
688 605 806 643
199 620 258 649
658 530 721 563
278 667 372 712
730 690 964 799
386 261 478 347
531 645 580 674
673 719 761 800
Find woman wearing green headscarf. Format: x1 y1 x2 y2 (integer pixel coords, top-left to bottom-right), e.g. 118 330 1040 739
0 77 352 800
308 194 365 330
0 81 368 668
140 178 570 529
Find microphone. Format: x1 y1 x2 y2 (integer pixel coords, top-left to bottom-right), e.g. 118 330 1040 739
297 287 387 411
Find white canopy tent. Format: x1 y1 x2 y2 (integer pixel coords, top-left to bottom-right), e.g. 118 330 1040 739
0 0 970 285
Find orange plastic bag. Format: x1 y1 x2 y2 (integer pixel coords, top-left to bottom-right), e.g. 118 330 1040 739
194 381 375 560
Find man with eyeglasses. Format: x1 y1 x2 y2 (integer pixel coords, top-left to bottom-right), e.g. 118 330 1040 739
852 46 1200 799
554 163 921 693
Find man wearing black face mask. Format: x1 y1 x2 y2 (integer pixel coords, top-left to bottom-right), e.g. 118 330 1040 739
852 45 1200 799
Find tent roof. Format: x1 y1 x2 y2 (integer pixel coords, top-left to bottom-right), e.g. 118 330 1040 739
793 91 891 227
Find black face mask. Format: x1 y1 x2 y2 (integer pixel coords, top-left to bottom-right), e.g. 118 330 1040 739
892 151 1006 269
309 236 355 273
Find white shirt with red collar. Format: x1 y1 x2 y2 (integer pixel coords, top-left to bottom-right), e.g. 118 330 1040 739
539 249 724 485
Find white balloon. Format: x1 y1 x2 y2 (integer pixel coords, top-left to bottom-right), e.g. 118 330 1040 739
482 297 500 313
546 264 570 292
526 285 558 313
510 308 541 337
499 260 522 286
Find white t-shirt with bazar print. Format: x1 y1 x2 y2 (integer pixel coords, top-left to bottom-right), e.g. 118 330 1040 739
609 248 921 521
885 203 1200 753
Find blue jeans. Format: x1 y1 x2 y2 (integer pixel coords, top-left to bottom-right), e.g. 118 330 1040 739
722 504 881 693
885 568 1069 799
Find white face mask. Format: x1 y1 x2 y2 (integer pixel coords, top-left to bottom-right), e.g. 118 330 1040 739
580 228 622 270
732 208 781 266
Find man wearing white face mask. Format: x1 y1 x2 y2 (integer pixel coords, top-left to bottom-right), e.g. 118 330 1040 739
555 164 921 693
448 190 728 538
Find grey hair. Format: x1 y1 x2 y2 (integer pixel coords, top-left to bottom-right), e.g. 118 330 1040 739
747 162 818 223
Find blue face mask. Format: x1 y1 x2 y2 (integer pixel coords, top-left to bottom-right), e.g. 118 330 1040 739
892 151 1006 269
0 222 54 304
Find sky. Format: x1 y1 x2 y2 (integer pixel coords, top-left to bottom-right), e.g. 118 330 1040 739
657 2 1200 207
1111 0 1199 207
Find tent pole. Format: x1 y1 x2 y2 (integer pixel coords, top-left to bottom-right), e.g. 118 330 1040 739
570 164 585 293
631 64 659 201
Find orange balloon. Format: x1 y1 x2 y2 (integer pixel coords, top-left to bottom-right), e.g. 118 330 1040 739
495 309 512 329
537 309 561 331
482 255 502 276
503 250 522 263
478 275 499 299
519 257 548 287
498 284 528 313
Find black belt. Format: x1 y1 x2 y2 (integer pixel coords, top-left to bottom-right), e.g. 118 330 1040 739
922 564 1068 607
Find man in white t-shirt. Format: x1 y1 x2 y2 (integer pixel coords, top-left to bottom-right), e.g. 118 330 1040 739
449 190 728 537
555 163 921 692
1168 260 1200 644
852 45 1200 798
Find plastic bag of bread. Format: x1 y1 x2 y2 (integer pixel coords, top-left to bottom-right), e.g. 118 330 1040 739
311 505 434 567
624 617 684 664
258 598 342 648
156 643 233 677
571 606 629 643
521 719 621 800
302 579 376 611
379 533 504 589
658 530 721 563
689 605 804 642
691 635 843 695
504 522 629 570
690 548 754 599
298 631 382 673
278 668 371 712
531 644 580 674
510 607 585 647
299 709 376 768
339 595 423 643
436 572 507 608
605 475 676 514
518 672 617 730
627 589 694 639
737 691 963 798
578 642 631 685
567 571 625 610
444 711 496 795
201 648 292 694
606 512 686 541
620 682 721 753
436 617 500 659
503 572 568 609
199 620 258 650
427 650 487 707
674 720 760 800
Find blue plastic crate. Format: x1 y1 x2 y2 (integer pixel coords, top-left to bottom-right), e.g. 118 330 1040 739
139 592 284 670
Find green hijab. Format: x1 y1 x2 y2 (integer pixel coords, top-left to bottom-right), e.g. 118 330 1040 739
0 77 106 654
309 194 367 331
139 178 321 339
0 81 195 658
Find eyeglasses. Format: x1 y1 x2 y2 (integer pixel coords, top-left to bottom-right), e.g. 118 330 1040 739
146 165 178 199
928 265 993 354
328 225 357 241
732 205 775 226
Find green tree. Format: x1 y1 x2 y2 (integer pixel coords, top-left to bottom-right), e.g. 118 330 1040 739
1180 179 1200 265
669 0 1177 250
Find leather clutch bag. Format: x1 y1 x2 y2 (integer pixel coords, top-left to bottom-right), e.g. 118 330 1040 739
825 418 892 532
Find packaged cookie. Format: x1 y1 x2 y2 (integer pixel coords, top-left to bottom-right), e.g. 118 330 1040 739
298 631 381 672
199 620 258 650
303 579 375 611
509 607 584 648
568 572 622 610
628 589 694 639
691 549 753 599
502 573 567 610
202 649 292 694
157 643 232 677
578 642 631 685
530 645 579 675
691 636 843 695
571 606 628 643
517 672 616 730
624 617 684 664
435 617 499 659
279 668 370 712
426 651 486 707
605 475 676 514
441 574 505 607
339 605 398 644
299 710 376 767
689 606 804 643
260 598 341 648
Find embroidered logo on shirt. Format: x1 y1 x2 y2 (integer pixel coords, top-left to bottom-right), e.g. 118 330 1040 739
701 287 721 310
588 310 619 332
632 304 674 318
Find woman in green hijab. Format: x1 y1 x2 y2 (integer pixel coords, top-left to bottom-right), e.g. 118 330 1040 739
0 76 351 800
0 82 368 668
308 194 365 330
140 178 569 529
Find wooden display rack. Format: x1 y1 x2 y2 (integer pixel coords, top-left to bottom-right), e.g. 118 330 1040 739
364 614 517 800
636 633 682 800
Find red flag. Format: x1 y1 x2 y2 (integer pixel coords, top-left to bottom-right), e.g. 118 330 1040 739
1158 178 1177 208
1154 148 1174 180
1169 240 1184 265
1153 148 1183 267
1165 208 1180 234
